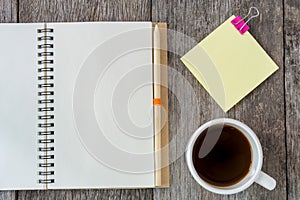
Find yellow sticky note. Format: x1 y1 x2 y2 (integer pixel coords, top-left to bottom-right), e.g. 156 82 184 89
181 15 279 112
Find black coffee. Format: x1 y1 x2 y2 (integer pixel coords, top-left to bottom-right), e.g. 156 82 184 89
192 124 252 187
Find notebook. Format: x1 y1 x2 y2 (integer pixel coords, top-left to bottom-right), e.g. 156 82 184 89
181 15 279 112
0 22 169 190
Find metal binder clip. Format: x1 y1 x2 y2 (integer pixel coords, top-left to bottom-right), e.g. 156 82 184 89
231 7 260 34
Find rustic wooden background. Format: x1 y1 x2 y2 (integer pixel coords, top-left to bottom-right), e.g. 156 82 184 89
0 0 299 199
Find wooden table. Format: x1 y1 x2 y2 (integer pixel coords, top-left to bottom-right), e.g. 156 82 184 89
0 0 299 199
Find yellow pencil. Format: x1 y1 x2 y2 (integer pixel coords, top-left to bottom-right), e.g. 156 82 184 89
154 24 162 186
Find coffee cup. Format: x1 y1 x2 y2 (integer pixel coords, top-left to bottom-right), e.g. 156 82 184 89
185 118 276 194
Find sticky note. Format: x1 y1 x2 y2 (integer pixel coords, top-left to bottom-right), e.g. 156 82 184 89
181 15 279 112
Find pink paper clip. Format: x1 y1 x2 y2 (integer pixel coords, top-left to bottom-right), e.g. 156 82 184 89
231 7 259 34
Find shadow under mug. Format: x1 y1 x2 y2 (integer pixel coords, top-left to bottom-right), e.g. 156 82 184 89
185 118 276 195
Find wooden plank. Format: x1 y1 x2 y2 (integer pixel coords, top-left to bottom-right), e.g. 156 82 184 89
152 0 285 199
19 0 151 22
17 190 72 200
0 189 16 200
0 0 17 199
16 189 152 200
233 0 286 199
0 191 15 200
152 0 232 199
284 0 300 199
0 0 17 23
18 0 152 199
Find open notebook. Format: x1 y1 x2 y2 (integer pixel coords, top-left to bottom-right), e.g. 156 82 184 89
0 22 169 190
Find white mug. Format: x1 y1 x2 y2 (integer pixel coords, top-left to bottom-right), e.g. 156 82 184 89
185 118 276 194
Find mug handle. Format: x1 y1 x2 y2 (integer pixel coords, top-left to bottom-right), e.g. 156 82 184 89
255 171 276 190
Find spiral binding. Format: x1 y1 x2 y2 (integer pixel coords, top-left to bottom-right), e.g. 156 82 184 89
37 27 55 185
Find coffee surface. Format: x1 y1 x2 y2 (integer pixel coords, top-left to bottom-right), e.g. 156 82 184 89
192 124 252 187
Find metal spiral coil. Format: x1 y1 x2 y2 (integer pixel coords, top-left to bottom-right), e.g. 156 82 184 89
37 27 55 185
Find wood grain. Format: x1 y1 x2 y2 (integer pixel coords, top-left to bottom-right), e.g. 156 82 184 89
152 0 232 199
284 0 300 199
233 1 286 199
152 0 286 199
0 0 17 23
19 0 151 22
16 189 153 200
0 0 17 199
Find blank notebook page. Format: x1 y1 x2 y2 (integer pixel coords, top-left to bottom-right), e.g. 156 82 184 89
51 22 154 189
0 24 42 190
